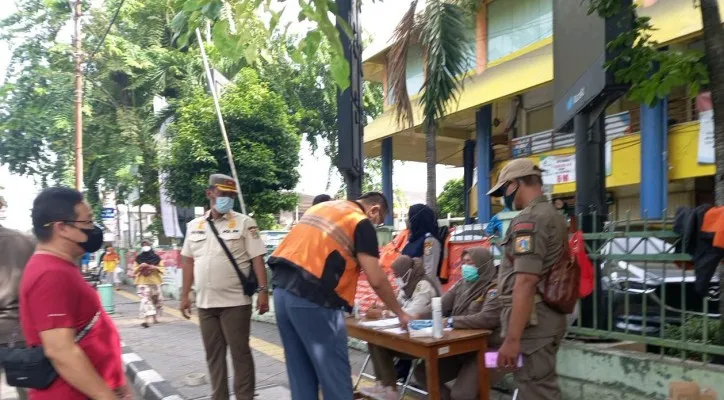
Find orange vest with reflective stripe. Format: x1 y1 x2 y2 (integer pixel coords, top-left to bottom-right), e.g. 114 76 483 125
271 200 368 308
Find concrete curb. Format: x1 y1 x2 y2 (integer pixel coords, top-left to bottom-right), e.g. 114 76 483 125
121 341 184 400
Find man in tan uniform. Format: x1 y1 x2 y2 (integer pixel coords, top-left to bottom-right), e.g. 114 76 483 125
0 218 35 400
487 159 568 400
180 174 269 400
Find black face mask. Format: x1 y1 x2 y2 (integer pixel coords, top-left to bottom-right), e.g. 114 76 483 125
77 225 104 253
503 182 519 211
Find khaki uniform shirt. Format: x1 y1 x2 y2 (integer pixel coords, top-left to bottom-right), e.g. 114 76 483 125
398 280 438 316
181 211 266 309
0 226 36 344
498 196 568 353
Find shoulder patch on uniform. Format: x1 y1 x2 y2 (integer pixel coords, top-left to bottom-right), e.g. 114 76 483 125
513 222 536 232
514 234 534 255
486 287 498 300
195 220 205 230
248 226 260 239
227 218 237 230
424 240 433 256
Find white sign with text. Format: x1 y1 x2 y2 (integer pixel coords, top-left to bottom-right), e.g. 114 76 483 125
698 110 715 164
540 155 576 185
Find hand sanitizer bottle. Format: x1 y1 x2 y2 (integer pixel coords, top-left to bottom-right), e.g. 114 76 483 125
432 297 443 339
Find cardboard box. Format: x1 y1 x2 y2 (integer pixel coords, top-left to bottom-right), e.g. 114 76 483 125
669 381 700 400
698 388 718 400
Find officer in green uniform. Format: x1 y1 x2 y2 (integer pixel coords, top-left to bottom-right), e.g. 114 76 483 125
487 159 568 400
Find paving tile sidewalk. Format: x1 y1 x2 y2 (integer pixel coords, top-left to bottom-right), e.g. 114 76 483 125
112 287 511 400
110 290 371 400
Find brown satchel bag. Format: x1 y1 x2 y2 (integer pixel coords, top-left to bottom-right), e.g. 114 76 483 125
541 240 580 314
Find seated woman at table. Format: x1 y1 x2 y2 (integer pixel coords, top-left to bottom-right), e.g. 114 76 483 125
361 255 441 400
415 247 503 400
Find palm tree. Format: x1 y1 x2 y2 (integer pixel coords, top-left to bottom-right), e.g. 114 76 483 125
387 0 477 211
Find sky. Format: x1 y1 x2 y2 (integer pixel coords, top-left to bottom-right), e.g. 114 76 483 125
0 0 461 231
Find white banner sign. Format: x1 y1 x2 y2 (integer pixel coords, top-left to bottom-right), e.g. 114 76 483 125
605 140 613 176
159 172 183 238
698 110 715 164
540 155 576 185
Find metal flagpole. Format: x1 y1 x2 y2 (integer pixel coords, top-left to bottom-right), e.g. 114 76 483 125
73 0 84 191
194 28 247 215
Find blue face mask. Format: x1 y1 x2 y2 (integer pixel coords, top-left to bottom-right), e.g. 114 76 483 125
215 196 235 214
461 264 479 282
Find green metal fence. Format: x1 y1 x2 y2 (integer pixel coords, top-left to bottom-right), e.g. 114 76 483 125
571 212 722 363
490 212 723 364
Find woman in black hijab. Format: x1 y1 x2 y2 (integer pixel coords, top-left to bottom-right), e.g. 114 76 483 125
133 240 165 328
402 204 443 287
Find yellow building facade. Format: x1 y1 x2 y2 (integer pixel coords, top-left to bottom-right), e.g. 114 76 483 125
362 0 723 221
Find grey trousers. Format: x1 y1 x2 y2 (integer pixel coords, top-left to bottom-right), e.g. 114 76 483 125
415 355 505 400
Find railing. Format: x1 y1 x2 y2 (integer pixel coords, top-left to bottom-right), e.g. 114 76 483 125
463 212 723 364
564 212 723 364
511 111 631 157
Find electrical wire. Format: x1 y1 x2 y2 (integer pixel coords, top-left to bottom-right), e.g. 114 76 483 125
86 0 127 65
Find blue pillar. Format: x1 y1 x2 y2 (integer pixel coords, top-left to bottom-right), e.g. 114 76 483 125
381 137 394 226
476 105 492 223
640 98 668 219
463 140 476 224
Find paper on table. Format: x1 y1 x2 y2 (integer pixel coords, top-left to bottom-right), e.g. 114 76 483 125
359 318 400 328
384 327 454 335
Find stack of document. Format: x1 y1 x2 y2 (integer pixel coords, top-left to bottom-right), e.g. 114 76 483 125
359 318 400 329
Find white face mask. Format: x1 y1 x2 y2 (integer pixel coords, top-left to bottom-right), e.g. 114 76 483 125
395 269 412 289
142 246 152 252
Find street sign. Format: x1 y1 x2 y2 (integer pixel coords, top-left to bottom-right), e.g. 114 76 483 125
101 207 116 219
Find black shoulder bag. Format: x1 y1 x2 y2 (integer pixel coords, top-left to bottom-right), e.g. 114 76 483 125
206 216 259 296
0 311 100 389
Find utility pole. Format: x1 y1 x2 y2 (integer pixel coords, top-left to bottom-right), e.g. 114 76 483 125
73 0 84 192
336 0 364 200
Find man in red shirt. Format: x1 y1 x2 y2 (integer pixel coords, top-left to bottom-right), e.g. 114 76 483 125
20 187 129 400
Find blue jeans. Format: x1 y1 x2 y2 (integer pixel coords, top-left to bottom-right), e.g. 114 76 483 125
274 288 353 400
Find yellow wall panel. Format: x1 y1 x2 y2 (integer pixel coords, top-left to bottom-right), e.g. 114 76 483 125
668 122 716 180
469 121 713 209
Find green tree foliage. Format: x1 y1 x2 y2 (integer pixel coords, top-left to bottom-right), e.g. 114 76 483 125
169 0 366 91
0 0 78 185
586 0 708 105
259 37 338 154
0 0 189 208
0 0 383 232
162 68 300 221
336 157 382 198
437 178 464 217
260 35 383 157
